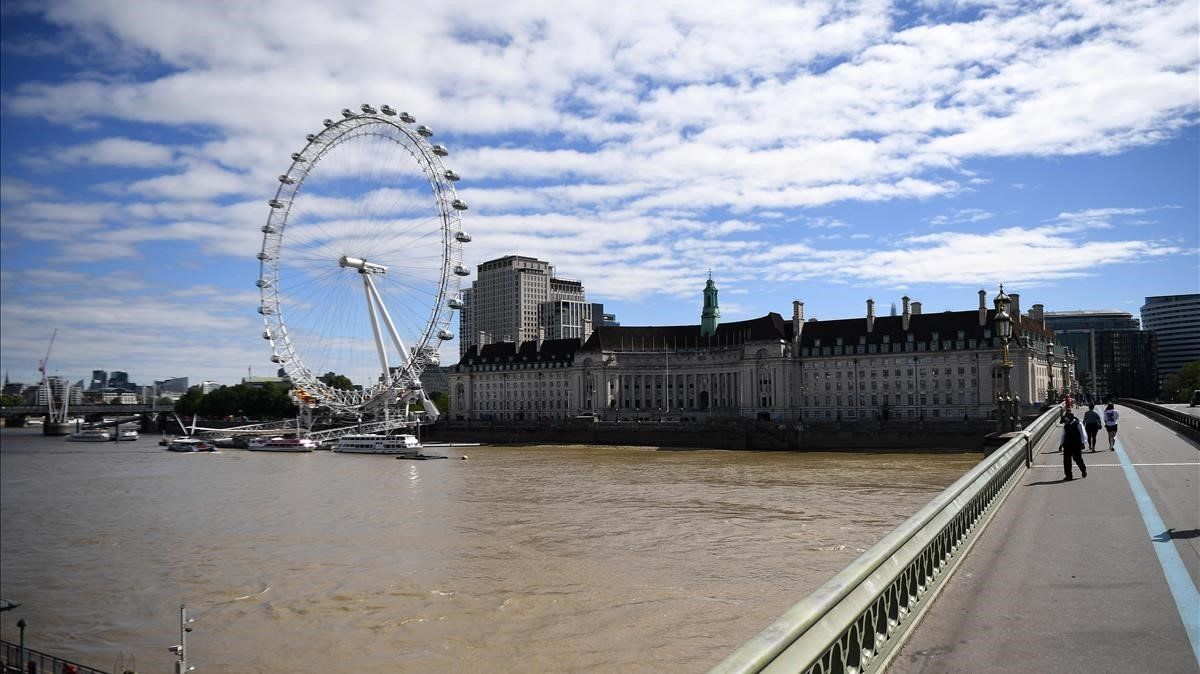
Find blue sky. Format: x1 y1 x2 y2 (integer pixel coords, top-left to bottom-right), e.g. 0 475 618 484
1 0 1197 388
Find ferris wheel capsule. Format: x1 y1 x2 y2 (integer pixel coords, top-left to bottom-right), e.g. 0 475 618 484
444 169 460 181
278 175 295 184
380 105 396 116
399 112 416 123
341 108 356 118
454 230 471 243
361 104 377 114
268 199 284 209
451 199 468 210
290 153 306 162
437 329 454 341
431 145 448 156
448 297 465 309
415 125 433 137
323 119 334 127
453 264 470 277
256 279 271 288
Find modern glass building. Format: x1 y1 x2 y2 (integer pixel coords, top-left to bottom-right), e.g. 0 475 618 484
1044 310 1158 400
1140 294 1200 381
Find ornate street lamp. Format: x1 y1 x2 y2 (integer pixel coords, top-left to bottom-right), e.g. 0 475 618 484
1046 340 1056 404
993 285 1018 432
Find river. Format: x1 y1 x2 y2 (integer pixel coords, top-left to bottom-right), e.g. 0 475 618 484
0 428 979 672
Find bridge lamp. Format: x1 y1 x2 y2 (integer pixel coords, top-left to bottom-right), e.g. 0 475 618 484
1046 341 1056 403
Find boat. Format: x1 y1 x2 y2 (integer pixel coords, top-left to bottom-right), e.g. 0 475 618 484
247 431 284 448
333 433 424 455
166 438 216 452
250 437 315 452
67 429 110 442
117 429 139 441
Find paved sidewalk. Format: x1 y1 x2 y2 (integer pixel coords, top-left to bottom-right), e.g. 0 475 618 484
891 405 1200 673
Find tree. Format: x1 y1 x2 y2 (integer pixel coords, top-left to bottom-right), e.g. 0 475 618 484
1161 359 1200 403
0 392 23 407
319 372 355 390
174 388 204 417
430 390 449 414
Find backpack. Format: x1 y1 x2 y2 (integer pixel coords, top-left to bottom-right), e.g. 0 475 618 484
1063 419 1084 450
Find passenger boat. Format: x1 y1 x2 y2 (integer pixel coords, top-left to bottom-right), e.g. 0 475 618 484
67 429 110 442
166 438 216 452
333 433 423 455
250 437 315 452
117 429 139 441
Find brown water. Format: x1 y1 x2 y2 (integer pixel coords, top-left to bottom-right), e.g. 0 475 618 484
0 428 979 673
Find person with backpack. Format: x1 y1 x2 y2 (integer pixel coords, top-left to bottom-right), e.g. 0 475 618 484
1103 403 1120 451
1082 404 1103 452
1059 410 1087 480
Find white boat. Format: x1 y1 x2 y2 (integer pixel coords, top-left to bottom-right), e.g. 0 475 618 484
247 436 283 449
167 438 216 452
117 429 139 441
250 437 315 452
334 433 423 455
67 429 110 442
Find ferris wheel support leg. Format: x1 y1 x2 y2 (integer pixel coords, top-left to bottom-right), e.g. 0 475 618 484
362 273 392 383
362 274 412 371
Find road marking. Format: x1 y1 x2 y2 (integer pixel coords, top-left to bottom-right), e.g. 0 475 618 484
1032 462 1200 467
1114 437 1200 667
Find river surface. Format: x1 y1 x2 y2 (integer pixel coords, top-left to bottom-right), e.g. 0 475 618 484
0 428 979 673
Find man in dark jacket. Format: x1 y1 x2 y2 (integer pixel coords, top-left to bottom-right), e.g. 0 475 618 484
1059 411 1087 480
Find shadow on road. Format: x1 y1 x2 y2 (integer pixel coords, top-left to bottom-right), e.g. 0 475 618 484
1153 528 1200 541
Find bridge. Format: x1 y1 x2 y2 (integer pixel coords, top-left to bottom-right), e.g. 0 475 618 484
711 402 1199 673
2 403 166 417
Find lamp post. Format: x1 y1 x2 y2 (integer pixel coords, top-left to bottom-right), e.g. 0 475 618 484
1046 341 1056 404
993 286 1017 432
17 617 26 672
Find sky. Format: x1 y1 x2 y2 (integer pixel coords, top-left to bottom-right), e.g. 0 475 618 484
1 0 1197 389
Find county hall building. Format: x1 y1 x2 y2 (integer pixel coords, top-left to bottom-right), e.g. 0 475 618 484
447 278 1075 424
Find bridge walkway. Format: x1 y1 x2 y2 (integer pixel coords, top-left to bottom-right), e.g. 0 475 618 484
891 404 1200 673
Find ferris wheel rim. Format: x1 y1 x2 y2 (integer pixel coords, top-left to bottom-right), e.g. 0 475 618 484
256 108 467 414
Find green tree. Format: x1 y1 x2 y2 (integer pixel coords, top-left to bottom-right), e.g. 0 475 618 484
319 372 355 390
174 388 204 417
430 391 449 414
1161 359 1200 403
0 392 23 407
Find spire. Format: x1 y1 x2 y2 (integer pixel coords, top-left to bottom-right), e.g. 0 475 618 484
700 274 720 337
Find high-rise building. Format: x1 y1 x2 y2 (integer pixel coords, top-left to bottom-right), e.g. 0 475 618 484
89 370 108 391
1043 309 1158 399
201 380 221 394
156 377 189 394
459 255 594 355
1140 294 1200 381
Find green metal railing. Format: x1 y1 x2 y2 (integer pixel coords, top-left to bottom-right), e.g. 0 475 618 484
711 406 1063 674
1118 399 1200 441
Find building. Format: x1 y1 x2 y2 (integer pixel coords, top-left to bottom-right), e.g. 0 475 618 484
1140 294 1200 381
1044 309 1158 399
458 255 594 356
449 282 1072 423
156 376 190 394
591 304 619 328
35 376 83 406
89 370 108 391
201 380 222 394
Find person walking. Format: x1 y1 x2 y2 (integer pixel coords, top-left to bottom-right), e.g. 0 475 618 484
1103 403 1120 451
1083 404 1103 452
1060 411 1087 480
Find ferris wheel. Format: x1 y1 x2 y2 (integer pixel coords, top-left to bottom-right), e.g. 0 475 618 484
257 104 471 417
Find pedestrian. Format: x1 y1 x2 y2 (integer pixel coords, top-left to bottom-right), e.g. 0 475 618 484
1082 404 1102 452
1103 403 1120 451
1063 392 1073 415
1059 410 1087 480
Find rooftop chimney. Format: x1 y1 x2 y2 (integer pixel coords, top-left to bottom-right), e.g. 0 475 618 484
792 300 805 344
537 326 544 351
1009 293 1021 323
866 298 876 333
978 289 988 326
1029 303 1045 325
911 301 922 315
902 296 911 331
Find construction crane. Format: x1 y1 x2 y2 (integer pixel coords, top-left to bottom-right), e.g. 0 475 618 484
37 329 67 422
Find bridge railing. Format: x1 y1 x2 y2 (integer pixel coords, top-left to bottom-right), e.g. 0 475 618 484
710 405 1063 674
1118 399 1200 442
2 639 110 674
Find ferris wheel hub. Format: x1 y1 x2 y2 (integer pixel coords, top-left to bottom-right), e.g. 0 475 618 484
339 255 388 274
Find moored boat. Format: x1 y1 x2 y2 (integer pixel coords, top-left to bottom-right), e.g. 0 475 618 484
333 433 423 455
117 429 139 441
166 438 216 452
250 437 315 452
67 429 110 442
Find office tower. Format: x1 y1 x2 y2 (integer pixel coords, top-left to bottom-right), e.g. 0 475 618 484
1044 310 1158 399
1140 294 1200 381
89 370 108 391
